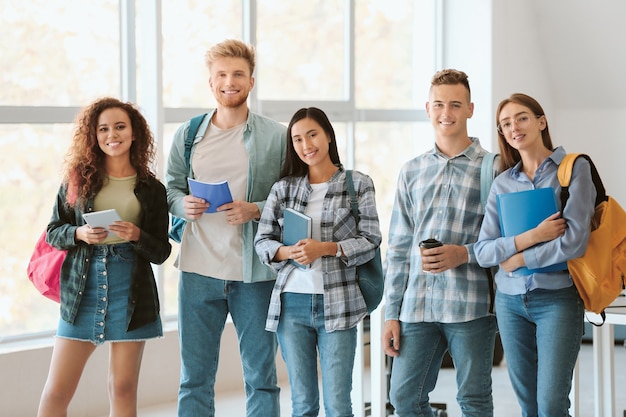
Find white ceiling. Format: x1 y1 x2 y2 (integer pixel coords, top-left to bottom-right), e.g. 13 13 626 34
534 0 626 109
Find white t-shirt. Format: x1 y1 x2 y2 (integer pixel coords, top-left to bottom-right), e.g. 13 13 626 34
177 122 248 281
283 182 328 294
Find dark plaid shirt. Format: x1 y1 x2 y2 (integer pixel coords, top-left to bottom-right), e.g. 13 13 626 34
47 176 171 331
255 168 382 332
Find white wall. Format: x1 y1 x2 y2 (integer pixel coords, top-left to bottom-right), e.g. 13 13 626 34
1 332 180 416
491 1 556 116
552 108 626 205
490 1 626 205
0 324 287 417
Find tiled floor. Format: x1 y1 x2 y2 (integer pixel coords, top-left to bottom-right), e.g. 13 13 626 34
138 343 626 417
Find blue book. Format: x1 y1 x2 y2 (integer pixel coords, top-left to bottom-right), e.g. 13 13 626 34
496 187 568 274
283 208 312 270
187 178 233 213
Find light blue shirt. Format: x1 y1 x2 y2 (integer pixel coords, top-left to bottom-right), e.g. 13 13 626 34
474 147 596 295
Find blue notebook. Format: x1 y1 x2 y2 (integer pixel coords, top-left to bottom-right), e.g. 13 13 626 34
283 208 312 270
187 178 233 213
496 187 567 274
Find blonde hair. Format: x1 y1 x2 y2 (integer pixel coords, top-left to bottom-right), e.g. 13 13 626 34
204 39 256 75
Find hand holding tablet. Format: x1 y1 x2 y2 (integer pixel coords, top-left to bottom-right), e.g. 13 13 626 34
82 209 122 231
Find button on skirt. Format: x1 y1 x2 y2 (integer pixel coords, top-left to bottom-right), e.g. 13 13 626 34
57 243 162 345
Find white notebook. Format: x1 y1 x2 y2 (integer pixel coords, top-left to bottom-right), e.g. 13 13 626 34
82 209 122 231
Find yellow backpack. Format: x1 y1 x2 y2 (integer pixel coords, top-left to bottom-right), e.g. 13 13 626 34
558 154 626 321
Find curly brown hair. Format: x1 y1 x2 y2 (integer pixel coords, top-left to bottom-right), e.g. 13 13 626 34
64 97 157 206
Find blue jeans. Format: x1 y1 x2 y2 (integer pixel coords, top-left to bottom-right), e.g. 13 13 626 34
177 272 279 417
277 293 357 417
495 286 584 417
389 316 496 417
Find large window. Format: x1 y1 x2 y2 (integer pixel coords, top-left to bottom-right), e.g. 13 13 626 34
160 0 241 108
257 1 347 101
355 1 435 108
1 1 120 106
0 0 436 342
0 0 122 339
0 124 74 336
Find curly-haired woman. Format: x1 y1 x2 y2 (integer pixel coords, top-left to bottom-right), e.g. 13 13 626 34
37 97 171 417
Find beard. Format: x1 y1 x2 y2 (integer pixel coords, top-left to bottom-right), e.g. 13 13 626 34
214 91 249 109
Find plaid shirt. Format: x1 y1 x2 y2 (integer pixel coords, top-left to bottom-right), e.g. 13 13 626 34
255 168 382 332
385 138 494 323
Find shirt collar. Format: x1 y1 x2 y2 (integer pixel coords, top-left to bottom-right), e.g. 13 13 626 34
430 136 483 161
510 145 565 177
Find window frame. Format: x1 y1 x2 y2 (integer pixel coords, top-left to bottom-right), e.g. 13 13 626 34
0 0 437 345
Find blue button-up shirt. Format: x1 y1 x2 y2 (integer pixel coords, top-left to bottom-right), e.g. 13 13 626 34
474 147 596 295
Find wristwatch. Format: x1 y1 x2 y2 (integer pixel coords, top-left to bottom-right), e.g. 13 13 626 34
335 243 343 258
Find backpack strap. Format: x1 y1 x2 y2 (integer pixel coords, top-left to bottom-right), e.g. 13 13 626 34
558 153 607 210
168 113 208 244
184 113 208 173
480 152 499 314
557 153 611 323
557 153 578 188
345 170 360 223
480 152 498 210
178 113 208 195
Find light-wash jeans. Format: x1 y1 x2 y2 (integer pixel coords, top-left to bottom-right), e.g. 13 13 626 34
389 315 496 417
495 286 584 417
177 272 279 417
277 293 357 417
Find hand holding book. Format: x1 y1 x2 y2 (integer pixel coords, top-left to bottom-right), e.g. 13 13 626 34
283 208 312 269
496 187 567 274
187 178 233 213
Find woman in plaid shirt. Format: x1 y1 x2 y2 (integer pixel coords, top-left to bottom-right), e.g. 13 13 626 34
255 107 381 417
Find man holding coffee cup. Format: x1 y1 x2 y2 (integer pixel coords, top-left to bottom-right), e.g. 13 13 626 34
418 238 443 272
382 69 498 417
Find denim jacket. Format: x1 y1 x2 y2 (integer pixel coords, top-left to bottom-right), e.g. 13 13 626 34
165 109 287 283
47 176 171 331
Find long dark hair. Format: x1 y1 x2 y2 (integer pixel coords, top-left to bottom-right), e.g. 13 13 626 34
496 93 554 171
280 107 341 178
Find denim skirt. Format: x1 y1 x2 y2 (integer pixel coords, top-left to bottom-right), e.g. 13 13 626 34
57 243 162 345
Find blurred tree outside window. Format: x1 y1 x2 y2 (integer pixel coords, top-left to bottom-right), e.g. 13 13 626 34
256 0 347 101
160 0 241 108
0 0 120 107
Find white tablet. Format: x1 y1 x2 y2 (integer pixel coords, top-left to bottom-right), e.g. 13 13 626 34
82 209 122 231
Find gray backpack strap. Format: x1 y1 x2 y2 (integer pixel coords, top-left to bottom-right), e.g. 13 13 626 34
345 170 359 222
480 152 498 210
184 113 208 174
480 152 499 314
